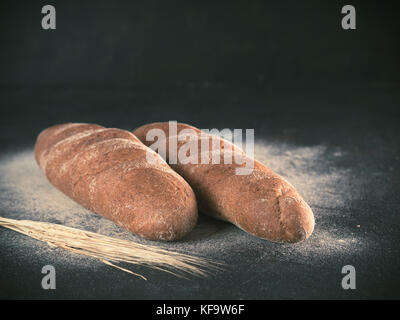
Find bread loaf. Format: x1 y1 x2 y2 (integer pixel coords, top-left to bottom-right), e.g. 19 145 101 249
133 122 315 243
34 123 198 241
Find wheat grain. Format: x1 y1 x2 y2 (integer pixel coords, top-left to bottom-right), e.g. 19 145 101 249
0 216 221 280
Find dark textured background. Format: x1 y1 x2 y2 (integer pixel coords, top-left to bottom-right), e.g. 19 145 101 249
0 0 399 299
1 0 400 87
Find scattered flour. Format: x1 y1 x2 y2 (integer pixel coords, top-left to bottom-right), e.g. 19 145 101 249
0 142 364 271
254 142 352 210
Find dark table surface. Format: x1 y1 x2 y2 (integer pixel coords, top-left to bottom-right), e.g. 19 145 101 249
0 82 399 299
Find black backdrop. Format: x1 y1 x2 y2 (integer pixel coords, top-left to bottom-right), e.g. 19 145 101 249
1 0 399 87
0 0 400 300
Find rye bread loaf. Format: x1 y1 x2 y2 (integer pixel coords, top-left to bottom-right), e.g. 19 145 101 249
133 122 315 243
34 123 198 241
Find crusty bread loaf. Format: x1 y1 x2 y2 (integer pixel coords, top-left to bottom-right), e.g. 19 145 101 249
133 122 315 243
34 123 198 241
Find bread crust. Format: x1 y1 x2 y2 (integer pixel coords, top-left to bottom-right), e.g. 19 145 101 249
35 123 198 241
133 122 314 243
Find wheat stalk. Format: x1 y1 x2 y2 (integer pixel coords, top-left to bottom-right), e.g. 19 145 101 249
0 216 221 280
